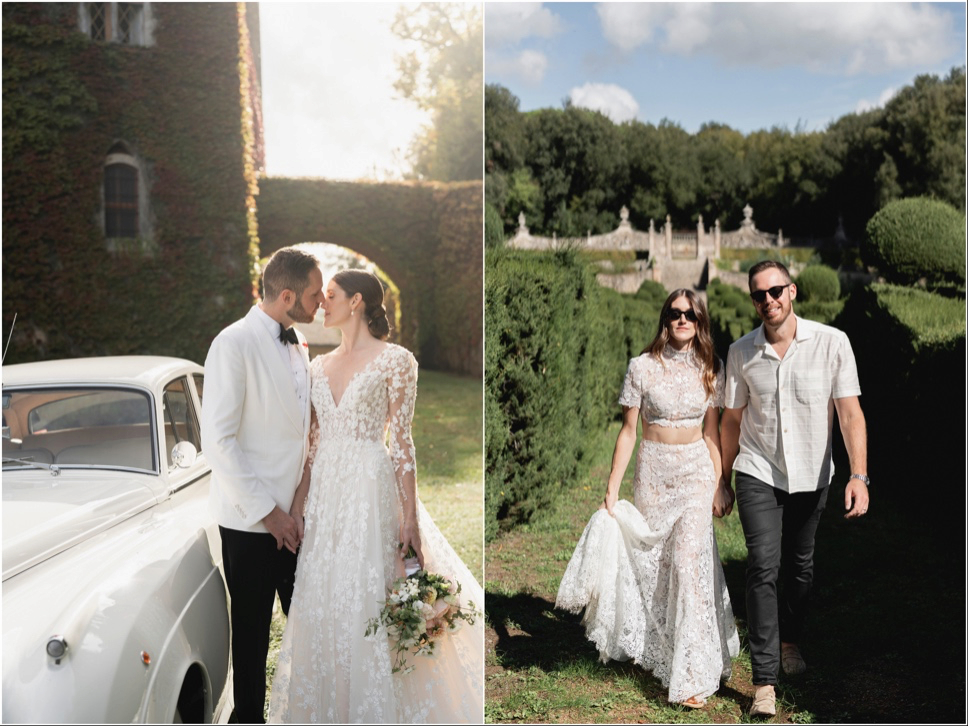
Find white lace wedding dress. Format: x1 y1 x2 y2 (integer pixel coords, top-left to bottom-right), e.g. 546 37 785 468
268 344 484 723
556 347 740 704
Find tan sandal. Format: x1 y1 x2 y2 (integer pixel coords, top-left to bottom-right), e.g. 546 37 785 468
781 643 807 675
679 696 706 709
750 685 776 717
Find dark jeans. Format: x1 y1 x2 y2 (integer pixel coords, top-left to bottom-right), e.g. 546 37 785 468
735 473 828 685
220 526 298 724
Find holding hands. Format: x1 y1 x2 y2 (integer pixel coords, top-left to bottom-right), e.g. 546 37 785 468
264 505 301 553
712 476 734 518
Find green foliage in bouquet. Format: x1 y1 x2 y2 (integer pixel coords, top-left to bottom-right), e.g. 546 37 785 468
365 552 480 675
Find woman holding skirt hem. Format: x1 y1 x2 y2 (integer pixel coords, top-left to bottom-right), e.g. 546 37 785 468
556 289 739 708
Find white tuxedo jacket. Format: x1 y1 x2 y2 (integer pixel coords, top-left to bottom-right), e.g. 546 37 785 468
202 306 311 533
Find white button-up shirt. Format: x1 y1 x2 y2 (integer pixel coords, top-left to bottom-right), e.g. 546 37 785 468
254 306 308 410
724 315 861 493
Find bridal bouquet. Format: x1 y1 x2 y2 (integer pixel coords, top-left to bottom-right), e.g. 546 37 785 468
365 548 480 675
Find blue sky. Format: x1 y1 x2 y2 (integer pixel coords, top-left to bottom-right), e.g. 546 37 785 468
485 2 967 133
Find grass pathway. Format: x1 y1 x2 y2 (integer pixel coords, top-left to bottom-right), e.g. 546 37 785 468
485 422 964 723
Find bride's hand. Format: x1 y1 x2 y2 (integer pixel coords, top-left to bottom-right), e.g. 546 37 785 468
399 520 424 570
599 490 617 517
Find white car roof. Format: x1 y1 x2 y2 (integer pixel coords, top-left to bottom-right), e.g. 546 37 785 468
1 356 203 389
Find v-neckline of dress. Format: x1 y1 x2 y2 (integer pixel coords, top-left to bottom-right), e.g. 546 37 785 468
320 344 392 409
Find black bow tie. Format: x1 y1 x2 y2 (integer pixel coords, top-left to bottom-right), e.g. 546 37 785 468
279 324 298 346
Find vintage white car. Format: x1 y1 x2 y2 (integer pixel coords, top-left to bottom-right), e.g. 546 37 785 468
2 356 231 723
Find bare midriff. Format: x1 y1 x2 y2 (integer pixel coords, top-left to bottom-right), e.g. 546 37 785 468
640 420 703 445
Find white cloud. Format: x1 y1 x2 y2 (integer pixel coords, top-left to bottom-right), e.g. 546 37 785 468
488 49 550 85
569 83 640 123
485 2 565 48
596 2 959 74
855 86 899 114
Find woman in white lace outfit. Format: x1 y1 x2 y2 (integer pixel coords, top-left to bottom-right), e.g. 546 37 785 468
268 270 483 724
556 289 740 708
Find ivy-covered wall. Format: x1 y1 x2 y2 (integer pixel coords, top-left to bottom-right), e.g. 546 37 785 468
2 2 262 365
257 177 482 375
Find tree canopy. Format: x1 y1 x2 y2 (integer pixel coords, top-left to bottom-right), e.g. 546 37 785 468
486 67 966 241
393 3 482 182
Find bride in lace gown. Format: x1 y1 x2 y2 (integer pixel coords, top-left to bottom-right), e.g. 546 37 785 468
268 270 483 723
556 289 739 708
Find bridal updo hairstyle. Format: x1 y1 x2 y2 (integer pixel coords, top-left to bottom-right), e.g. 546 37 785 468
643 288 720 398
331 269 391 340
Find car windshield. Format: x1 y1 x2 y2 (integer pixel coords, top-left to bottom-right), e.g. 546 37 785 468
2 387 156 472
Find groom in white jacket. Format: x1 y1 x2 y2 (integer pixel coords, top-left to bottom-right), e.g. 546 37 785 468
202 246 323 723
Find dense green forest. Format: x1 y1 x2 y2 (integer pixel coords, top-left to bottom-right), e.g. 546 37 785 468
485 67 965 242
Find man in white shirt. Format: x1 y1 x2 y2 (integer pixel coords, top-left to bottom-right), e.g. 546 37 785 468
201 247 323 723
720 260 869 717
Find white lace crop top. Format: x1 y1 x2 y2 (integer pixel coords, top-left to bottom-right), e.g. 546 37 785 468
618 347 725 428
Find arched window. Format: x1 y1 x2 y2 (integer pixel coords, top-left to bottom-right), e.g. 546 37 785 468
102 143 151 246
104 162 139 238
79 2 154 46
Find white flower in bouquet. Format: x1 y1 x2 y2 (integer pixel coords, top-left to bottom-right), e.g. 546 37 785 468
364 545 482 674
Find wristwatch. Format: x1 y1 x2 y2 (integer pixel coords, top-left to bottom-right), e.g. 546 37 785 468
849 473 870 486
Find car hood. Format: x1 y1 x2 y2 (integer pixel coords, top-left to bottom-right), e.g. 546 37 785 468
2 470 161 581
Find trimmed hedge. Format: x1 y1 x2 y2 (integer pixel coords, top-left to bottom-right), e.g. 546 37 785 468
796 264 841 302
485 201 505 248
864 197 966 289
707 278 760 360
838 283 965 500
485 248 659 540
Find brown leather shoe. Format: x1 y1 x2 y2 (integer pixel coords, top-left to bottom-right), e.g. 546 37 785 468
781 643 807 675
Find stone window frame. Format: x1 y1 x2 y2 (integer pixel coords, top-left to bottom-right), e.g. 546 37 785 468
78 2 155 47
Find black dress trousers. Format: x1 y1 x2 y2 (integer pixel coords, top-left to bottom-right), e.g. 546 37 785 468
219 525 298 724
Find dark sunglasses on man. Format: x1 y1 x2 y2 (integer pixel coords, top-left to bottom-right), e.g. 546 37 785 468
749 284 792 304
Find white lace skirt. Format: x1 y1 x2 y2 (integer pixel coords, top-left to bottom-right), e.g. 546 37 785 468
556 439 740 703
268 438 484 723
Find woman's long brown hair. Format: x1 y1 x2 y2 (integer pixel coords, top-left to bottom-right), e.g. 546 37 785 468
642 288 720 398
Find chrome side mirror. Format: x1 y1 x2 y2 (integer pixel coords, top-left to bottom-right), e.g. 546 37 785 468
170 441 198 469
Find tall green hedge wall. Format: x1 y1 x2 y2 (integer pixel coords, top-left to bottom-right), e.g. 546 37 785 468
3 2 261 365
839 283 965 495
256 177 483 375
485 248 660 539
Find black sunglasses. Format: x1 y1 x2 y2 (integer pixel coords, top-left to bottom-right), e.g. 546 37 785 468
665 308 698 323
750 284 791 304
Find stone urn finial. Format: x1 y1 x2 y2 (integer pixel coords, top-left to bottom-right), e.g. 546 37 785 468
517 211 527 231
620 205 629 223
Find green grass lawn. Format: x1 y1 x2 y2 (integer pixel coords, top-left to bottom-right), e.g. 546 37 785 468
263 367 483 718
485 422 964 723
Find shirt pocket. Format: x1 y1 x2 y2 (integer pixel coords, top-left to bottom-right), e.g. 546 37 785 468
793 370 831 404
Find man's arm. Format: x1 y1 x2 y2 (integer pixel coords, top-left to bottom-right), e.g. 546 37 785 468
834 395 869 519
720 405 745 489
201 334 298 550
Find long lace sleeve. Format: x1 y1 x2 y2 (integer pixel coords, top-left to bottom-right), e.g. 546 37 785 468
386 348 418 516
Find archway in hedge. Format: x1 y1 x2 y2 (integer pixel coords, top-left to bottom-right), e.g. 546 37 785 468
257 177 483 375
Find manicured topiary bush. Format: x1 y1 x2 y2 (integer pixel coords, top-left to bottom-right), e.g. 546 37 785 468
796 264 841 302
864 197 966 289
